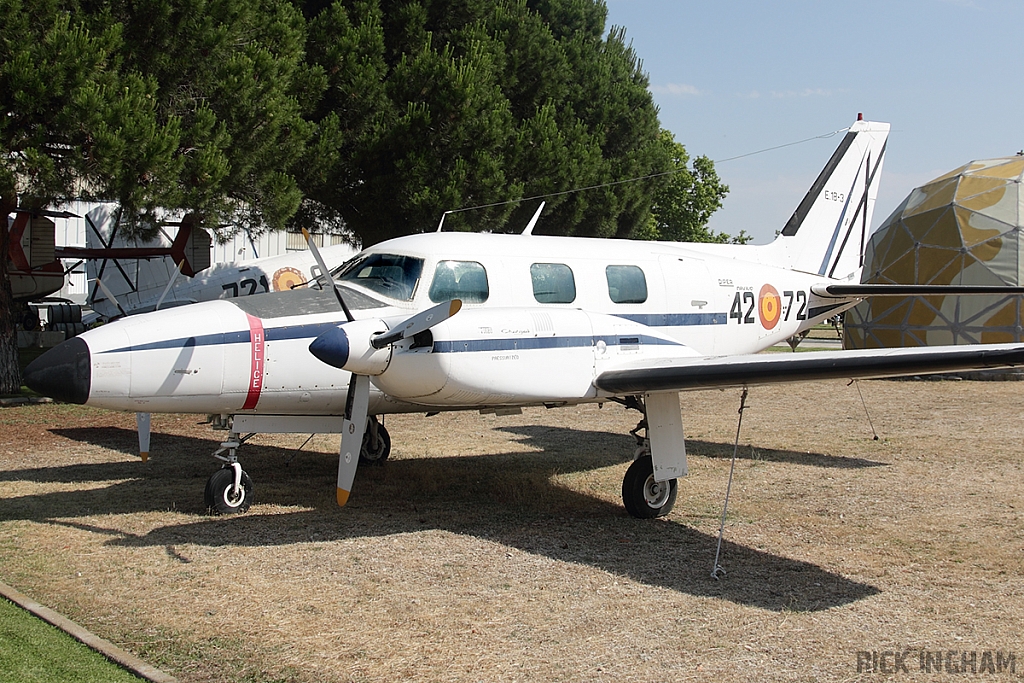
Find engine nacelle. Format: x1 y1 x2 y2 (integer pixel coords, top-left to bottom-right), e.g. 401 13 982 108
309 318 392 376
374 307 700 405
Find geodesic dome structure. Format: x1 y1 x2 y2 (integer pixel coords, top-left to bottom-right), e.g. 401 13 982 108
845 156 1024 348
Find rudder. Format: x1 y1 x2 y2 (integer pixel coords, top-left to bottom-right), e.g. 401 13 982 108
768 117 890 279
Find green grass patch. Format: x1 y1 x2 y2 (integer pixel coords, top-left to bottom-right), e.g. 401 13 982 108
0 598 145 683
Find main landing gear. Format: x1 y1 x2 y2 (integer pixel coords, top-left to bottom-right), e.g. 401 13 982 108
360 416 391 466
622 454 677 519
204 417 392 514
618 396 679 519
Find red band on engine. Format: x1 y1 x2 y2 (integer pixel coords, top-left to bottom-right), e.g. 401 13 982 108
242 314 265 410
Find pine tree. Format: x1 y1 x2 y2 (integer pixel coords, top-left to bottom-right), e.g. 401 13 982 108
297 0 714 245
1 0 317 394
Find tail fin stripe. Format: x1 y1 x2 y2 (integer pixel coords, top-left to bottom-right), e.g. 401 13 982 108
826 140 888 278
859 138 887 268
781 131 857 237
818 148 870 275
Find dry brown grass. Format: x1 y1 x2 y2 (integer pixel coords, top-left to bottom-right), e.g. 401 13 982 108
1 380 1023 682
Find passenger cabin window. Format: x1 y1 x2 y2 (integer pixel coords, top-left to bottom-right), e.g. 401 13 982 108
530 263 576 304
335 253 424 301
606 265 648 303
429 260 489 303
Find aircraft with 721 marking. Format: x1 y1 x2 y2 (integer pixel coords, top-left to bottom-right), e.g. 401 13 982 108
24 117 1024 518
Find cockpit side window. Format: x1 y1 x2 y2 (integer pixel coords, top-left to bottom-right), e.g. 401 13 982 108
429 260 489 303
606 265 648 303
335 253 424 301
530 263 576 304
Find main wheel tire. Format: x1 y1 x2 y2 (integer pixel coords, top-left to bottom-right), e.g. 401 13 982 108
22 309 39 331
204 468 253 515
360 422 391 465
622 454 677 519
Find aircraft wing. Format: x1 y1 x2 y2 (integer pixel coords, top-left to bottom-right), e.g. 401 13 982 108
594 343 1024 394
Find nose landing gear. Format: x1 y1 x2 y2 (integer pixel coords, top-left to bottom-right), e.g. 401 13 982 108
206 434 254 514
202 416 392 514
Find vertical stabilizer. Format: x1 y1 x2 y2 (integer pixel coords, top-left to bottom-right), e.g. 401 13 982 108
767 118 889 279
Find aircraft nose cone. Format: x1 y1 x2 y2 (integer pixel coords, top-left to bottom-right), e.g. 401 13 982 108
309 326 350 369
23 336 91 404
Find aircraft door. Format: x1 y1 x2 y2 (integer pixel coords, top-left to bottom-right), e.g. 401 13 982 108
656 255 719 355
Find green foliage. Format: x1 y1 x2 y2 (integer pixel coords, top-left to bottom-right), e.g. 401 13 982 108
98 0 318 233
3 0 730 243
296 0 679 244
647 129 732 243
0 0 179 213
3 0 731 241
1 0 315 231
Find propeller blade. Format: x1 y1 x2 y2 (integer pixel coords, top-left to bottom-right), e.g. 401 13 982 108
370 299 462 349
337 374 370 506
302 228 353 322
95 277 128 318
154 260 184 311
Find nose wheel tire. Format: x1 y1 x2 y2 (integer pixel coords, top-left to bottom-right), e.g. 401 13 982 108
622 454 677 519
205 467 254 515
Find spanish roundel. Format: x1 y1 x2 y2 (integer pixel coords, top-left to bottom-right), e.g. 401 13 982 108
758 284 781 330
272 266 306 292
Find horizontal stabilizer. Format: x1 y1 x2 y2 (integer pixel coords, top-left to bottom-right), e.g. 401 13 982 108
595 343 1024 394
812 284 1024 298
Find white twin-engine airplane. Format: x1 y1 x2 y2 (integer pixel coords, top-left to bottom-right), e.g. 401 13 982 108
24 118 1024 518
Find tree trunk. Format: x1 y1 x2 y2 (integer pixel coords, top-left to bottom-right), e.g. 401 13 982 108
0 198 21 395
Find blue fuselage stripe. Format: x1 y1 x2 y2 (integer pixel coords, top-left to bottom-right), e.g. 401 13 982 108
614 312 728 326
98 321 343 354
432 334 681 354
97 313 732 355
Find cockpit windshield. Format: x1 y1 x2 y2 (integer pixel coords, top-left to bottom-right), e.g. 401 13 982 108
332 253 424 301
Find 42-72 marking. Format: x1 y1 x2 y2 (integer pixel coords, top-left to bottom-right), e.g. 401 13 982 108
730 289 807 324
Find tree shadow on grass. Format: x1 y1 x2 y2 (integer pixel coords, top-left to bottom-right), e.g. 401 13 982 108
0 426 881 612
51 496 878 613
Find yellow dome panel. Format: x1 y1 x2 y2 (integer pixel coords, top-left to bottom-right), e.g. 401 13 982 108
968 157 1024 180
903 177 958 218
954 176 1008 205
